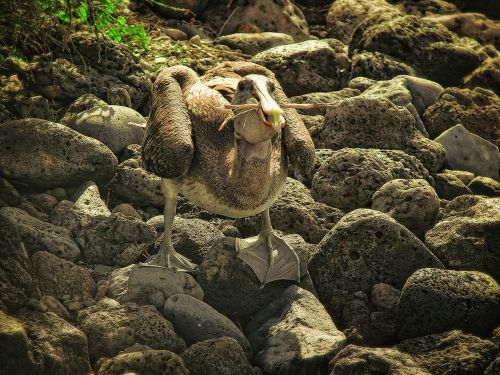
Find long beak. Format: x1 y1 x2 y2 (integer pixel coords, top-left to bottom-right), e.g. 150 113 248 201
253 79 285 133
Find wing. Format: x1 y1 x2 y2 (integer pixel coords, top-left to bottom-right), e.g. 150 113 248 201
204 62 316 175
141 66 197 179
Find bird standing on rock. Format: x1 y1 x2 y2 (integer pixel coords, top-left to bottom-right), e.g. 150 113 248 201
140 61 315 286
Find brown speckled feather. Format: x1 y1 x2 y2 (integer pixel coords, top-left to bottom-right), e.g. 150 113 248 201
204 62 315 176
141 66 197 179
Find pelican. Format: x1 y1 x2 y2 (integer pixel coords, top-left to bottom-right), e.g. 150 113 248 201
140 62 315 286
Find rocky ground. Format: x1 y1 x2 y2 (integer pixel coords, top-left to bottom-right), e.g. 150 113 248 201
0 0 499 374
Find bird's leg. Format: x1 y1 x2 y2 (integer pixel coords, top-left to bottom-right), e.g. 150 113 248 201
139 183 197 272
236 208 300 287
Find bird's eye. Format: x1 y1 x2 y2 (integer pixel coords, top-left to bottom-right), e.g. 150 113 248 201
267 80 276 92
238 80 251 91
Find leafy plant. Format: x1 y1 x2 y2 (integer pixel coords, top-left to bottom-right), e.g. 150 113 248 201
36 0 150 50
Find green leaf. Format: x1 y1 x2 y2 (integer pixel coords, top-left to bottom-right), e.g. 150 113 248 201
77 3 89 23
55 10 71 24
117 16 126 26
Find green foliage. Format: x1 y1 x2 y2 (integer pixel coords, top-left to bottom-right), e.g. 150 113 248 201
36 0 150 50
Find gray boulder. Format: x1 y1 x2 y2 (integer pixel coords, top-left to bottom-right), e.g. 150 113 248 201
108 264 203 310
0 309 92 375
72 181 111 220
111 154 164 207
181 337 260 375
372 179 440 237
0 118 117 189
217 0 309 42
326 0 401 44
31 251 95 301
0 215 40 313
309 209 444 317
311 148 432 211
329 345 430 375
468 176 500 196
349 51 416 81
0 207 80 261
97 349 189 375
215 32 294 55
49 200 88 234
164 294 251 354
351 15 489 86
69 105 146 154
432 171 474 200
76 213 156 266
77 297 186 364
246 286 346 375
314 95 445 172
424 87 500 148
397 268 500 339
435 124 499 179
252 40 350 96
59 94 107 125
397 330 497 375
425 195 500 280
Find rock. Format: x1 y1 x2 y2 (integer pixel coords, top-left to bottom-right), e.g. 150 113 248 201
235 178 343 244
107 84 132 107
111 155 165 207
425 195 500 280
146 215 165 232
397 330 497 375
69 105 146 154
28 193 58 213
349 51 416 81
425 12 500 50
215 32 294 55
424 87 500 148
293 148 334 187
31 251 95 301
164 28 188 40
218 0 309 42
329 345 430 375
397 268 500 339
0 309 91 375
252 39 350 96
397 0 459 16
0 207 80 261
246 286 346 374
73 181 111 219
351 15 489 86
16 95 51 119
76 213 156 266
40 295 71 320
164 294 251 353
468 176 500 196
29 31 151 112
371 283 401 311
0 118 118 189
314 95 445 172
46 187 67 201
0 214 40 313
78 297 186 364
464 57 500 95
111 203 143 219
97 349 189 375
442 169 476 185
311 148 432 211
0 176 23 206
196 237 309 321
309 209 444 317
107 264 203 310
59 94 107 125
432 171 474 200
160 217 223 264
326 0 401 44
181 337 259 375
371 179 440 237
435 124 499 180
49 200 88 234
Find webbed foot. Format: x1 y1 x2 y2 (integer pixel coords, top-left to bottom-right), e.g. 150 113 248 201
139 245 198 273
235 229 300 287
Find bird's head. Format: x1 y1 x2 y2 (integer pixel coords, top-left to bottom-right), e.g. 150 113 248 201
231 74 285 161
